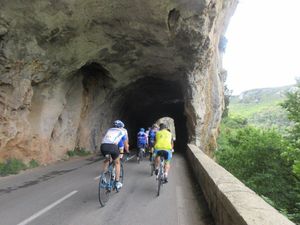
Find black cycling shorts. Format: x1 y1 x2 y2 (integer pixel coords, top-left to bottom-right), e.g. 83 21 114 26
100 143 120 160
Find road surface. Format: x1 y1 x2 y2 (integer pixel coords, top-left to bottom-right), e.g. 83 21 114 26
0 154 214 225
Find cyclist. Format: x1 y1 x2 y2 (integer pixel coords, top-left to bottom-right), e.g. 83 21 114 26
153 123 173 183
100 120 128 189
148 124 159 161
137 128 148 161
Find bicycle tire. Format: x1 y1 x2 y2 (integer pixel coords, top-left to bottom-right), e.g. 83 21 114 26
157 170 162 196
150 163 154 176
157 158 165 196
139 149 144 162
98 171 111 207
120 163 124 183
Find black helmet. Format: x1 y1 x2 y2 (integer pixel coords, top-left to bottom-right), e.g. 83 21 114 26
159 123 167 130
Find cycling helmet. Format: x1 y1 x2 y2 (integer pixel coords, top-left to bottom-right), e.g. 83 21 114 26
140 128 145 132
159 123 167 130
113 120 125 128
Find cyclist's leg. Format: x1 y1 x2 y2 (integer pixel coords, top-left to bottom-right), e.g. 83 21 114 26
100 144 112 172
154 150 161 173
110 148 121 181
163 150 172 181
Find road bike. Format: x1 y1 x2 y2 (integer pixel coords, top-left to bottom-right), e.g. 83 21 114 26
137 147 145 163
98 155 124 207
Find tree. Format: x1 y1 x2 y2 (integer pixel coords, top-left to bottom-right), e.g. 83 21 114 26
281 79 300 177
216 117 300 224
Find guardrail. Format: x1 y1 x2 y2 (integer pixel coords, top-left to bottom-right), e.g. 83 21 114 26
187 144 295 225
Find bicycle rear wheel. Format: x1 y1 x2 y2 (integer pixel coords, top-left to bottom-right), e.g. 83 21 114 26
139 148 144 162
98 171 112 207
157 169 164 196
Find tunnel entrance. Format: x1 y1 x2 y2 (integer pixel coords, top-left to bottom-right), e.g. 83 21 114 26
112 77 188 152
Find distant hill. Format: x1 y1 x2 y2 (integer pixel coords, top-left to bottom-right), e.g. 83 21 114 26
229 85 296 132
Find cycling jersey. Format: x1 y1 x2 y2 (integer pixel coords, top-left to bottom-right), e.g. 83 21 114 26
154 129 172 150
102 128 127 145
118 128 128 148
137 131 148 146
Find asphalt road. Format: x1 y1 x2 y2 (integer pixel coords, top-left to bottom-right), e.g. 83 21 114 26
0 154 214 225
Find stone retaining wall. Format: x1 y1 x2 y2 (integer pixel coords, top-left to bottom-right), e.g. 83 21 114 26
187 144 295 225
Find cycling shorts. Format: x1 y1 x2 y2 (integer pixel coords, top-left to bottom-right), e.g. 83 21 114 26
153 150 172 162
100 143 120 160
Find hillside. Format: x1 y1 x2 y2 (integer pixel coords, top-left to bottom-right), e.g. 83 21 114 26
229 85 295 131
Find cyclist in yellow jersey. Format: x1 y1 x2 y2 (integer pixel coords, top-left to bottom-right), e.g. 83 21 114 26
153 123 173 183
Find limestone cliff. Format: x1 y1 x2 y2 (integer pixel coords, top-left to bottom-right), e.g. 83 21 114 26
0 0 237 163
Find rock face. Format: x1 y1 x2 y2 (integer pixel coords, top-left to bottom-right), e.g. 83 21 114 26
0 0 237 163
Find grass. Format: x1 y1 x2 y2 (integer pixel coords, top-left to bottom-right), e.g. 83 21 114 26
66 147 91 157
0 158 40 177
0 158 27 176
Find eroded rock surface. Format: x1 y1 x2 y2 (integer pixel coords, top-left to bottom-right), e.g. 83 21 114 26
0 0 237 163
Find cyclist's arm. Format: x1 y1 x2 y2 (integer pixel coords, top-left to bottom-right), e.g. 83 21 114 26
124 139 129 152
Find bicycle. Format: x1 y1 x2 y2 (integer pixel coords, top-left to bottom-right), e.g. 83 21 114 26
156 157 165 196
137 147 145 163
98 155 124 207
150 155 155 176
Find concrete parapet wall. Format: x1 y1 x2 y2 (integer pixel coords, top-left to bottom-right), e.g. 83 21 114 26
187 144 295 225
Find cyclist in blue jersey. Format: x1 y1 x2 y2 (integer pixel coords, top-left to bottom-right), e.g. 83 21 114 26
137 128 148 161
100 120 128 189
148 124 159 161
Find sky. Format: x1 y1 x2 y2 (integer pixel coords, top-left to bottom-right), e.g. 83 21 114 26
223 0 300 95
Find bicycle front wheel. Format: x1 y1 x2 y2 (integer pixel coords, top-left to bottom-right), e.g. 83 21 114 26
150 162 154 176
120 163 124 184
98 171 111 207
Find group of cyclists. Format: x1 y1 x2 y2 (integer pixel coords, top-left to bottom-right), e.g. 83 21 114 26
99 120 174 190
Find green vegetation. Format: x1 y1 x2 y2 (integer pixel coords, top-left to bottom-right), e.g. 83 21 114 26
66 147 91 157
216 117 300 224
0 158 28 176
280 80 300 177
229 85 294 132
28 159 39 168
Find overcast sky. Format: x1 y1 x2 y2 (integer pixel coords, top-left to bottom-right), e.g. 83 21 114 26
223 0 300 95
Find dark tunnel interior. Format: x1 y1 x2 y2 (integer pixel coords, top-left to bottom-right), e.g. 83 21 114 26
112 77 188 152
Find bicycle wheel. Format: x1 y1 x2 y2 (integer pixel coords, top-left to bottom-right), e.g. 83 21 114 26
98 171 111 207
157 171 162 196
139 148 144 162
150 162 154 176
119 163 124 183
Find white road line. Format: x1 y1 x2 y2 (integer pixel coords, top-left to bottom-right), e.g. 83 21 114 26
17 190 78 225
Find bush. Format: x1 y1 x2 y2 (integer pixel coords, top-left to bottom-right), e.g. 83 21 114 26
28 159 39 168
0 158 27 176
